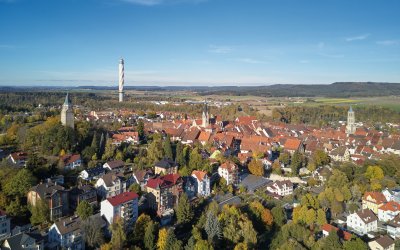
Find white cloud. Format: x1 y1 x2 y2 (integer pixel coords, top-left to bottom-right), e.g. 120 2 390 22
121 0 207 6
345 33 370 42
234 58 266 64
376 40 399 46
208 45 233 54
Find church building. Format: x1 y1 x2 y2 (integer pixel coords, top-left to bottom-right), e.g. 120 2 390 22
61 93 74 129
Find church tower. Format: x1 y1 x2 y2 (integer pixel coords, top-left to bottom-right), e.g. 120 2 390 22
346 106 356 135
61 93 74 129
201 100 210 128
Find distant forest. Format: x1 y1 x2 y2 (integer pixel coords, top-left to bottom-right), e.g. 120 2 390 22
1 82 399 97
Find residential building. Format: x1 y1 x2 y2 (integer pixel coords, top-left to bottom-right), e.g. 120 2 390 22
387 214 400 239
191 170 211 197
362 191 387 214
100 192 139 230
0 210 10 241
27 181 69 221
48 214 106 250
329 146 350 162
346 209 378 235
68 185 97 211
378 201 400 222
154 158 178 175
1 231 44 250
218 161 239 186
103 160 125 172
321 224 352 241
368 235 395 250
95 173 131 199
146 174 183 216
266 180 294 196
8 152 28 167
60 154 82 170
132 169 153 189
79 166 105 181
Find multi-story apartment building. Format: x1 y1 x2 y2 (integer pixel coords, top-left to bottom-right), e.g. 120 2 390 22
95 173 132 199
100 192 139 231
346 209 378 235
146 174 183 216
191 170 211 197
266 180 294 196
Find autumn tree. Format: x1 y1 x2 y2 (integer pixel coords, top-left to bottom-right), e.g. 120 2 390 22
110 219 126 250
82 216 104 248
271 206 285 227
134 214 152 245
278 152 290 166
312 149 330 167
248 159 264 176
29 199 49 225
365 165 384 191
163 136 173 160
76 200 93 221
144 220 158 250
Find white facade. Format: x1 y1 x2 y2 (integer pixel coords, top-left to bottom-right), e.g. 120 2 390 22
267 181 293 196
118 58 124 102
346 210 378 235
191 172 210 197
378 202 400 222
100 192 138 230
218 166 238 186
95 175 127 199
0 212 10 240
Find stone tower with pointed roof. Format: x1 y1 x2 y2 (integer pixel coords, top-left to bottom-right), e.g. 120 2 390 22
346 106 356 135
201 100 210 128
61 93 74 129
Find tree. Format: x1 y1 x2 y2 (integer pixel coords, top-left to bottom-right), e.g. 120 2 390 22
305 209 316 227
343 237 368 250
316 209 327 226
157 228 168 250
194 240 214 250
189 148 203 171
290 151 304 175
110 219 126 250
29 199 49 225
204 211 221 244
319 231 343 250
248 159 264 176
234 243 248 250
144 221 158 250
278 152 290 166
165 229 182 250
175 142 186 167
76 200 93 221
176 193 194 225
137 119 145 143
134 214 152 245
129 183 142 195
261 208 274 226
3 168 36 198
82 216 104 248
163 136 173 160
271 206 285 227
312 149 330 167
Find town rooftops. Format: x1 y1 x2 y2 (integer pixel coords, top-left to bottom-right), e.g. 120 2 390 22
356 209 378 224
379 201 400 212
283 138 302 151
219 161 237 172
54 213 106 235
30 181 65 199
106 191 139 207
146 173 181 189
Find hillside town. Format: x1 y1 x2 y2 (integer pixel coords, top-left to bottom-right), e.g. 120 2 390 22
0 93 399 250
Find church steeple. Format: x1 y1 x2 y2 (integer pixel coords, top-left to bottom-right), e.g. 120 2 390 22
202 100 210 128
64 92 71 106
346 106 356 135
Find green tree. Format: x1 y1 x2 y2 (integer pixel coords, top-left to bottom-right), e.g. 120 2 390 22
204 211 221 244
175 142 186 167
137 119 145 143
129 183 142 195
278 152 290 166
189 148 203 171
144 220 158 250
164 229 182 250
290 151 304 175
30 199 49 225
134 214 152 245
194 240 214 250
312 149 330 167
110 219 126 250
248 159 264 176
316 209 327 226
3 168 36 198
176 193 194 225
343 237 368 250
76 200 93 221
319 231 343 250
163 136 173 160
271 206 286 227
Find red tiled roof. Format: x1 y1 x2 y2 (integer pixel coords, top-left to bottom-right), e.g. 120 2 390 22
220 161 237 173
192 170 207 182
146 173 181 189
363 191 387 204
322 224 352 241
283 138 302 151
106 191 138 206
61 154 81 165
379 201 400 212
10 152 28 160
198 132 211 142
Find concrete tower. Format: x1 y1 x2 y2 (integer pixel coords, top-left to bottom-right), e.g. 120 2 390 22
61 93 74 129
202 100 210 128
346 106 356 135
119 58 124 102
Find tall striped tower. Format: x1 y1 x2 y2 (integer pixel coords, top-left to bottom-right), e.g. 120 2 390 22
119 58 124 102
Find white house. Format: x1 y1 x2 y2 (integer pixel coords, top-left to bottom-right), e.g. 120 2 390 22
266 180 294 196
48 214 106 250
218 161 239 186
191 170 211 197
61 154 82 170
346 209 378 235
8 152 28 167
95 173 131 199
387 214 400 239
378 201 400 222
79 166 105 181
100 192 139 231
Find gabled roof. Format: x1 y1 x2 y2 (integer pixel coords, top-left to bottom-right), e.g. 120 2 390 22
373 235 395 248
363 191 387 204
146 173 182 189
104 160 125 169
219 161 237 173
30 181 65 199
283 138 302 151
155 158 177 169
321 224 352 241
4 231 43 250
379 201 400 212
61 154 81 165
356 209 378 224
192 170 208 182
106 191 139 207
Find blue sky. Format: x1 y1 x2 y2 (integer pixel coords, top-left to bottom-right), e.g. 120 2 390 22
0 0 399 86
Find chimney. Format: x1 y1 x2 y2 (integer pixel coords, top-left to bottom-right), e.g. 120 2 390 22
63 221 66 227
